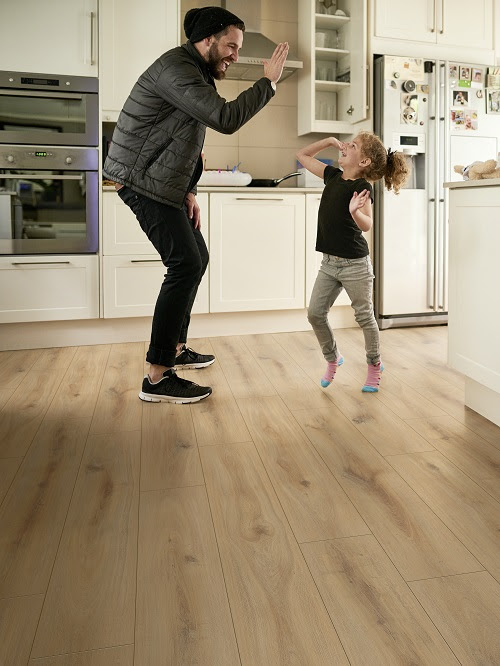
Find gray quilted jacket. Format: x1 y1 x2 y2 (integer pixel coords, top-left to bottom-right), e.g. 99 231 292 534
103 41 275 207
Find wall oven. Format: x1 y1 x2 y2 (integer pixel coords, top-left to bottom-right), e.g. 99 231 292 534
0 71 99 255
0 146 98 254
0 70 98 146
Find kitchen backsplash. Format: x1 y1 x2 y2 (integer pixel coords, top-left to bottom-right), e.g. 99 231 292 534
181 0 341 179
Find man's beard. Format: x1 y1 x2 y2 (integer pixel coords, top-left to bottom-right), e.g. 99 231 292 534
207 42 229 80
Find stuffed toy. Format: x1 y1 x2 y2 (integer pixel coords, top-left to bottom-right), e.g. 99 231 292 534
454 159 500 180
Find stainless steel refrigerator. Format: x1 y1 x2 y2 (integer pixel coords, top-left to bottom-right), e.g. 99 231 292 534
373 55 499 329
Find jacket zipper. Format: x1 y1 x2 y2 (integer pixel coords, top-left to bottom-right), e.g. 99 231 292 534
144 140 170 171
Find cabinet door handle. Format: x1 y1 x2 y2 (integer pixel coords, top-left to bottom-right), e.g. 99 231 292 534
130 259 163 263
430 0 436 32
90 11 96 65
366 64 370 111
235 197 284 201
440 0 444 34
11 261 71 266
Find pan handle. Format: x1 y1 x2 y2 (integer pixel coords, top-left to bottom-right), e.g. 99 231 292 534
275 171 301 185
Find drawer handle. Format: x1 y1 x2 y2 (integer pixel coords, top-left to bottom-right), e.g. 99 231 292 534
130 259 163 263
235 197 284 201
11 261 71 266
90 11 96 65
2 175 83 180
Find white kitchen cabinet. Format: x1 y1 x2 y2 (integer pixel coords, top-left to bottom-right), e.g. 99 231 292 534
0 0 98 77
100 0 179 120
103 255 167 318
101 191 209 317
305 193 350 307
298 0 368 135
102 190 157 256
374 0 493 52
209 193 305 312
0 255 98 323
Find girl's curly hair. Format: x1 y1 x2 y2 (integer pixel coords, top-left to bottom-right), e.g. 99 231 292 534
357 131 410 194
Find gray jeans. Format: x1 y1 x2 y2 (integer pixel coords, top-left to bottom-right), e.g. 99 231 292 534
307 254 380 365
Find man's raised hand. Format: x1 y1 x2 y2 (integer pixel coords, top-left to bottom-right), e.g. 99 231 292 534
263 42 289 84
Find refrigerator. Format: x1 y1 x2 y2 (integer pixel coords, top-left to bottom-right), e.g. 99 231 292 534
373 55 499 329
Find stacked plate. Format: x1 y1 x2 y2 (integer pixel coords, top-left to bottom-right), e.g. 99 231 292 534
198 170 252 186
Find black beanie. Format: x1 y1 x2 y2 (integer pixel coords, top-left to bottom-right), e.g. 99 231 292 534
184 6 244 43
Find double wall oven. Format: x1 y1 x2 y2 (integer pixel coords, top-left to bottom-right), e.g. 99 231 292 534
0 70 98 254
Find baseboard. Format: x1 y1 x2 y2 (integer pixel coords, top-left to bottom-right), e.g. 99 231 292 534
0 307 356 351
464 377 500 428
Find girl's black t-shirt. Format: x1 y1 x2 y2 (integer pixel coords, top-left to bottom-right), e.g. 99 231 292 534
316 165 373 259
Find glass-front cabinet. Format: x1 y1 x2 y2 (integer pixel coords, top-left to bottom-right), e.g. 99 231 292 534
298 0 368 135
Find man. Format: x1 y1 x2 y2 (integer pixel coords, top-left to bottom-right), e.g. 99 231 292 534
103 6 289 404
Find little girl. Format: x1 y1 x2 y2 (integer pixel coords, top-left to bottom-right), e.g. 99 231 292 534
297 131 410 392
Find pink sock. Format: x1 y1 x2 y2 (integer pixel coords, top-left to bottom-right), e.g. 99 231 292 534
321 354 344 387
362 361 384 392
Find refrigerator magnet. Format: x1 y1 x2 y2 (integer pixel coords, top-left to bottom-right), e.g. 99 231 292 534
471 68 483 89
452 90 469 107
464 111 478 130
451 109 465 128
449 64 458 80
459 66 471 87
486 89 500 114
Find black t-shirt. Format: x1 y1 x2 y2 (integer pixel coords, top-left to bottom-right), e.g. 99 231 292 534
316 165 373 259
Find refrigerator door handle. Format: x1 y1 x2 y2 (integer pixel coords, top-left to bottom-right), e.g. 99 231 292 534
434 200 441 311
435 62 448 312
428 198 436 308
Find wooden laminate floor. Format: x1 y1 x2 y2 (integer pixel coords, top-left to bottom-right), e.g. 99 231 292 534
1 326 500 665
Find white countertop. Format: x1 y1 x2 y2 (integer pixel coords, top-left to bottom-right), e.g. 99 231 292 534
444 178 500 189
102 185 324 193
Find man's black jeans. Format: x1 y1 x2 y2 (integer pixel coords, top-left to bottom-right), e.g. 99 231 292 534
118 186 209 368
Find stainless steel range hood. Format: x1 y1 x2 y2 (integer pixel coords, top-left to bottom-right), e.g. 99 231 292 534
221 0 302 81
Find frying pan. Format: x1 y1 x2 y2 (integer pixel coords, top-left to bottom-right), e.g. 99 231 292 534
248 171 301 187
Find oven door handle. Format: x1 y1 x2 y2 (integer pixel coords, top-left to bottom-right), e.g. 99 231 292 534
0 89 83 100
1 174 84 180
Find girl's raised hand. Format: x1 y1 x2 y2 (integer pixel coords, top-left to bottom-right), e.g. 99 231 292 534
349 189 370 215
330 137 346 152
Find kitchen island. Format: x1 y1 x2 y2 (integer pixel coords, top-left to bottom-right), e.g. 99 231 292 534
445 178 500 426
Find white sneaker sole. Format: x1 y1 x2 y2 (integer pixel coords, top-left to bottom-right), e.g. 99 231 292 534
174 358 215 369
139 390 211 404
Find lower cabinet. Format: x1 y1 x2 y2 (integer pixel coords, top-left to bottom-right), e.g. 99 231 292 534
209 193 306 312
305 193 350 307
0 255 98 323
102 255 209 318
101 191 209 318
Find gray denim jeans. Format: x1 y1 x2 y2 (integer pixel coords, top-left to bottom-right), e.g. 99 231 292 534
307 254 380 365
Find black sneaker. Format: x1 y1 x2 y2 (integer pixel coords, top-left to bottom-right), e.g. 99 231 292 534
174 345 215 369
139 369 212 403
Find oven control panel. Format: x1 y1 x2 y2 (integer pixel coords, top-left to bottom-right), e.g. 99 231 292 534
0 146 98 170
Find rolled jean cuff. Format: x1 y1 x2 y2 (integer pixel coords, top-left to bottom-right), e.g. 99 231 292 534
325 348 338 362
146 345 176 368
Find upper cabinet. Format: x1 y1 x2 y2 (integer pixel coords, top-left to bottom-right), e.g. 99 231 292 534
100 0 179 120
298 0 369 135
373 0 494 62
374 0 436 43
0 0 98 77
